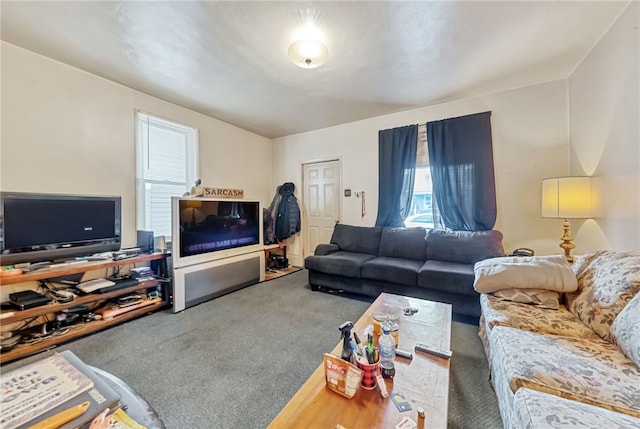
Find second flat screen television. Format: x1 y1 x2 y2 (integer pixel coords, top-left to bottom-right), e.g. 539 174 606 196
173 198 261 267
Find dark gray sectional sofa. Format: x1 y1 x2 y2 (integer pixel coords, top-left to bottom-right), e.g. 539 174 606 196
304 224 505 317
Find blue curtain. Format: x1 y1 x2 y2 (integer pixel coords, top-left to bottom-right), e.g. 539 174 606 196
375 125 418 227
427 112 496 231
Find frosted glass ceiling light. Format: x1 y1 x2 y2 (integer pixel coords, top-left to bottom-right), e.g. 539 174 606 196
288 39 328 69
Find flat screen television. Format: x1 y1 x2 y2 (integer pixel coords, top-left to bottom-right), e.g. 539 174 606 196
0 192 122 266
172 197 262 268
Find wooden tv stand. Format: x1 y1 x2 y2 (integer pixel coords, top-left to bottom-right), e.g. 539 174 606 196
0 253 169 364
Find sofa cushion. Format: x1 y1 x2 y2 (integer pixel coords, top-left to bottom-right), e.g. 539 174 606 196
489 326 640 418
473 255 577 293
479 294 599 340
513 387 640 429
566 250 640 340
417 260 476 297
492 288 560 309
610 292 640 367
304 251 375 278
330 224 383 255
426 229 505 264
377 227 427 261
361 257 423 287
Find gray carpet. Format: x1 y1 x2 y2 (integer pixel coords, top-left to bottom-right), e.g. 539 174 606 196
4 270 502 428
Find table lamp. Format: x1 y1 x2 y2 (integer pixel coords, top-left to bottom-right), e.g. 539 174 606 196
183 199 203 226
541 176 592 263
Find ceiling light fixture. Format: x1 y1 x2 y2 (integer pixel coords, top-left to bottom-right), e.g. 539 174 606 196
288 39 328 69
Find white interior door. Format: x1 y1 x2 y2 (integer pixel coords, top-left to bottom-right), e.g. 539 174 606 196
303 160 341 259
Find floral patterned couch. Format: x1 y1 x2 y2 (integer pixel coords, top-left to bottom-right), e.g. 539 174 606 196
473 251 640 429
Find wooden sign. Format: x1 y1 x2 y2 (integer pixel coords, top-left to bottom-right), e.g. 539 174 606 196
190 186 244 199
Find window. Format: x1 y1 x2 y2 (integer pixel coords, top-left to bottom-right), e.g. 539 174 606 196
135 111 198 240
408 124 437 229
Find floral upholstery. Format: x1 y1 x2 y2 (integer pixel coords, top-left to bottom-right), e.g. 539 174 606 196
481 251 640 428
478 314 490 357
492 288 560 309
513 388 640 429
610 292 640 367
566 251 640 339
479 294 599 340
488 326 640 418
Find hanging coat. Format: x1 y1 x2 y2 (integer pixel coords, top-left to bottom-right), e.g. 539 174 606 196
264 186 282 244
275 182 301 241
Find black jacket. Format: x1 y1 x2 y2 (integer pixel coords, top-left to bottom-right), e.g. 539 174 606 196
275 182 301 241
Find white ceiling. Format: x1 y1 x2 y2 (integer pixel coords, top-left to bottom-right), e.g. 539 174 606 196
0 1 629 138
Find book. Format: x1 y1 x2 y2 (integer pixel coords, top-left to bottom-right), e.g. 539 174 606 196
0 353 94 429
17 350 123 429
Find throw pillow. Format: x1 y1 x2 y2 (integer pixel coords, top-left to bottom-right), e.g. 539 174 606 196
610 292 640 367
330 224 383 255
426 229 505 264
567 251 640 340
473 255 577 293
493 288 561 309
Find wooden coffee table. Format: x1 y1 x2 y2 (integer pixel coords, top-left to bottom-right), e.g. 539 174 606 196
268 293 452 429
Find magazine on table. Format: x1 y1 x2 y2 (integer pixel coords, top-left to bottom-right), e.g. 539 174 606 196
15 350 123 429
1 353 94 429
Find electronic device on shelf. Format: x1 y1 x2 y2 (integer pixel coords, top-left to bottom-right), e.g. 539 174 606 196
0 192 121 266
8 290 52 310
98 277 139 293
117 294 143 307
112 253 139 261
76 278 116 293
130 267 155 282
137 230 154 254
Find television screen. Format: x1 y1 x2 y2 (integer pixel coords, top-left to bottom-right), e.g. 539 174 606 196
0 192 121 265
177 199 260 258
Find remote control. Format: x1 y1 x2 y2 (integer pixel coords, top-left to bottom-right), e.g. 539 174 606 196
414 343 452 359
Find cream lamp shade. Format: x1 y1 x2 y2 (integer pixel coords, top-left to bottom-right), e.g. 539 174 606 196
541 176 592 263
541 176 592 219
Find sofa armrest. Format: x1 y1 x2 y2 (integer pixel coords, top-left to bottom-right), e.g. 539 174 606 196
315 243 340 256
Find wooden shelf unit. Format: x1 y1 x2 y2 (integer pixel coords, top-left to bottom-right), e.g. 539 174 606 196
0 253 166 286
0 253 169 364
264 243 289 281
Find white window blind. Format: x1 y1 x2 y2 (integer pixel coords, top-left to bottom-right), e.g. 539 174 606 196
135 111 198 240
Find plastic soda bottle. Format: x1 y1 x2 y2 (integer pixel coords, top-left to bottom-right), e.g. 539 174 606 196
379 322 396 378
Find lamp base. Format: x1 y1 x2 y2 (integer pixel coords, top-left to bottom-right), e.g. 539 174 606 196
559 218 575 263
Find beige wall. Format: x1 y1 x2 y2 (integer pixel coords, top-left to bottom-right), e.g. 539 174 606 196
273 80 572 265
569 2 640 252
1 42 273 248
3 2 637 267
274 2 640 266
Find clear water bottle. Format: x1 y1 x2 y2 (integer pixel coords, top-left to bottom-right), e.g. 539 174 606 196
379 323 396 378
